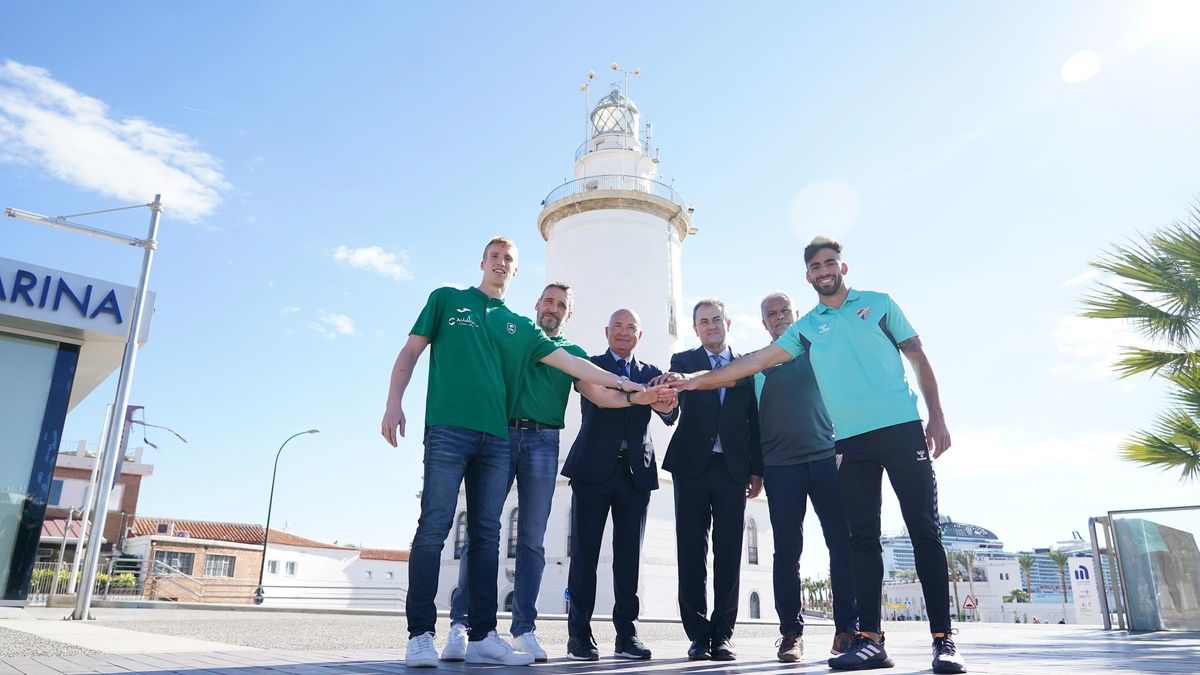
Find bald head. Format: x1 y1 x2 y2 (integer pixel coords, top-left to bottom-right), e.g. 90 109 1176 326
605 308 643 359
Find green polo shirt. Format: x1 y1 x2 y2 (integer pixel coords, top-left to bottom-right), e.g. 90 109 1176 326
411 286 509 438
773 289 921 440
486 304 562 426
510 334 588 428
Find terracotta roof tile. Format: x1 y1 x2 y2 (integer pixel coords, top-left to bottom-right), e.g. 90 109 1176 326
131 517 354 550
359 548 410 561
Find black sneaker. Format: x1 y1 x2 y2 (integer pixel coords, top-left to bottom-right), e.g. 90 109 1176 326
615 634 652 660
567 636 599 661
932 634 967 674
828 633 894 671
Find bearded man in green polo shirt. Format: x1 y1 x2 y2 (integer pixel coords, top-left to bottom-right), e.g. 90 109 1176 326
443 282 668 663
381 238 666 669
667 237 966 674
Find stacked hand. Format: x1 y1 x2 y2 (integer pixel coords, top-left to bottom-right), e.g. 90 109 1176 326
650 371 698 391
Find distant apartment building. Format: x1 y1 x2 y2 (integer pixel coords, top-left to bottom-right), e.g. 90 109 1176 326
122 517 409 608
37 440 154 562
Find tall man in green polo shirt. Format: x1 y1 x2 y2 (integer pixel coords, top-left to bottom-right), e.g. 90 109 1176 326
381 238 655 669
445 282 668 663
667 237 967 674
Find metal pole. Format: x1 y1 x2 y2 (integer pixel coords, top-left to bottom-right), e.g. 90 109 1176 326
254 429 319 605
67 405 113 595
48 508 75 603
1103 518 1127 630
1088 517 1111 630
72 195 162 621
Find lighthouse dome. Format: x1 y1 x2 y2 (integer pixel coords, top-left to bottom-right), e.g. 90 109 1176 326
590 88 640 139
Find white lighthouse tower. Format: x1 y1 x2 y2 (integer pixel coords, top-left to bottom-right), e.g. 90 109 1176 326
537 70 694 457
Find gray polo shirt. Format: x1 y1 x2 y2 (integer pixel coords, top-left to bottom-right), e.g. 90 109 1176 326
753 352 836 466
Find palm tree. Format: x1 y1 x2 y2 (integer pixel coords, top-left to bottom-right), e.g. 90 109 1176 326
946 549 962 620
1082 211 1200 481
1047 550 1071 623
1018 554 1035 595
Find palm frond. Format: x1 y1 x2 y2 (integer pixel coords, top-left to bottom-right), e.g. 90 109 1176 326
1165 371 1200 417
1110 347 1197 378
1120 410 1200 481
1091 231 1200 320
1081 285 1195 345
1147 216 1200 296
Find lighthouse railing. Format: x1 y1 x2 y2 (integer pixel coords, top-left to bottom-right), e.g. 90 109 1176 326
541 174 686 208
575 133 649 162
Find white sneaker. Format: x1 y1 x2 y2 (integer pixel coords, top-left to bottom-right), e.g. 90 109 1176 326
441 623 468 662
513 631 548 662
405 631 438 668
465 631 536 666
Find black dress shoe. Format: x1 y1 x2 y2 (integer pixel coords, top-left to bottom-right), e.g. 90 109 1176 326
687 637 711 661
567 636 599 661
614 634 652 660
711 639 736 661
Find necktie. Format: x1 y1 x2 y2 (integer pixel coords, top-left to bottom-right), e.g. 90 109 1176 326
621 359 631 378
711 354 726 405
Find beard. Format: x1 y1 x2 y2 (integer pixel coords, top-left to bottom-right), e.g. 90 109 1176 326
538 314 562 333
811 274 843 296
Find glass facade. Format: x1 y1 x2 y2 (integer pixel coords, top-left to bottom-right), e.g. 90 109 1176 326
0 332 78 604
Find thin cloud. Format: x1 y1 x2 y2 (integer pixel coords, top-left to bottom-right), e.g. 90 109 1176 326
0 60 228 221
332 245 412 281
310 311 358 338
1050 314 1140 379
1060 269 1100 288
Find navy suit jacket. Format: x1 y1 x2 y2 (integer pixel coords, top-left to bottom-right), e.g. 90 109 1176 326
560 351 678 493
663 346 763 483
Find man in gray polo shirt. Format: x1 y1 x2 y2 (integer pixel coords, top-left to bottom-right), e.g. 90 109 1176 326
756 291 858 663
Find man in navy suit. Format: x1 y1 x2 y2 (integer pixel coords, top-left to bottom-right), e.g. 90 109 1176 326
662 298 762 661
561 308 678 662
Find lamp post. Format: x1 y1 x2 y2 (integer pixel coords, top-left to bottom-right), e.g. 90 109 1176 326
253 429 319 605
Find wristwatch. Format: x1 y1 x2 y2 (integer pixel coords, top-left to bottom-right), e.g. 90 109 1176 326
625 390 635 405
616 375 630 391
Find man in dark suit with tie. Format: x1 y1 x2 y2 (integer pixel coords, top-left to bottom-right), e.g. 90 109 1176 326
663 298 763 661
561 308 679 662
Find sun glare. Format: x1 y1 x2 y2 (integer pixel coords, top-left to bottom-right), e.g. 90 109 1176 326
1061 49 1102 84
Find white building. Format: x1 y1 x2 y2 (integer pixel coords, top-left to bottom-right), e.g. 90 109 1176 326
438 81 777 624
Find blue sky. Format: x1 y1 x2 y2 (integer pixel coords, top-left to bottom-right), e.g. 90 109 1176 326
3 2 1200 564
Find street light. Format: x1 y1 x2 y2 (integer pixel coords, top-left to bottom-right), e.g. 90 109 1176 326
253 429 319 605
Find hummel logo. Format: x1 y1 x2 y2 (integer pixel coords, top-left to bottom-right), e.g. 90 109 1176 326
916 449 928 461
455 307 472 313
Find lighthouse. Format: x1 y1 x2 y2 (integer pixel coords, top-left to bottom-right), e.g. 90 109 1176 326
537 74 694 457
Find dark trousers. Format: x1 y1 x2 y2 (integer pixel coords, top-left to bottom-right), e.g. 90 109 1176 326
763 456 858 636
836 420 951 634
566 460 650 642
673 453 746 643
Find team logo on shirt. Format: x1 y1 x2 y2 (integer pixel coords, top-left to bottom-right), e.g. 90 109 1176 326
507 322 516 334
857 306 873 321
456 307 471 313
818 323 831 334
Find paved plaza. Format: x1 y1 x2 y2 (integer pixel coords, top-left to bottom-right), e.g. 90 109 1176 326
1 607 1197 674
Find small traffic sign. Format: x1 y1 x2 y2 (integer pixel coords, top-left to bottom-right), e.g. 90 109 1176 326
962 595 978 609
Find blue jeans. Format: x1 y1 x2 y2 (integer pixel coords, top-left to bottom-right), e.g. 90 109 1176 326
763 456 859 635
407 425 510 640
451 427 559 636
